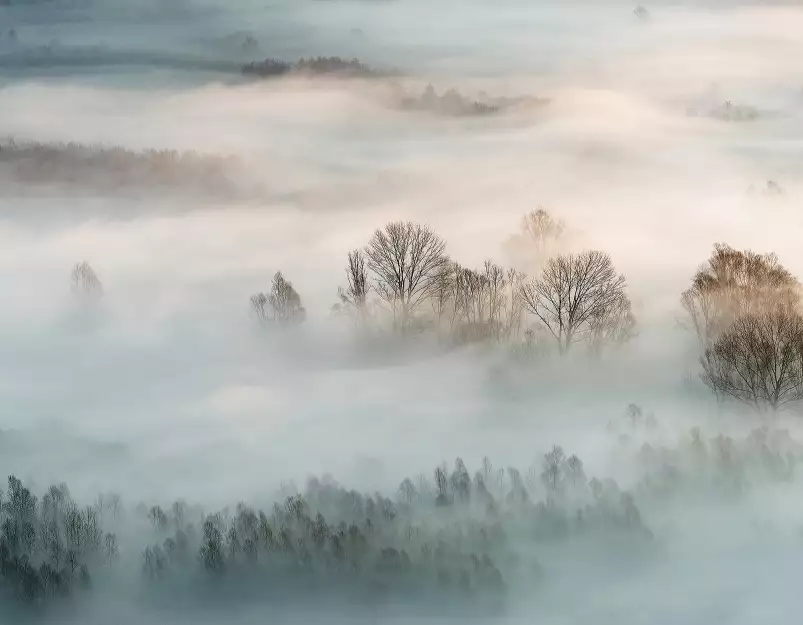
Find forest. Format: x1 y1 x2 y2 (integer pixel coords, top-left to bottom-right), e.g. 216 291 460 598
3 421 799 616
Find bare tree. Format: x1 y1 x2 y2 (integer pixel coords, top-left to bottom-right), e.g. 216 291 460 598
541 445 566 496
70 261 103 302
565 455 586 487
520 250 631 354
589 291 637 354
430 260 459 337
452 264 490 342
701 310 803 413
334 250 370 323
681 244 799 349
504 207 566 271
251 271 306 327
364 221 448 331
501 268 526 341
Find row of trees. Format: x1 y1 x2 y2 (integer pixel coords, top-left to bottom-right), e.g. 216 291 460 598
254 210 637 356
7 416 802 613
249 222 803 415
0 441 650 612
241 56 377 79
139 448 650 608
71 212 803 415
0 138 241 198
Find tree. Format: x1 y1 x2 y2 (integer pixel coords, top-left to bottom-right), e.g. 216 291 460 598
681 244 799 349
251 271 306 327
364 221 448 331
434 466 450 506
520 250 632 354
565 455 586 487
541 446 566 496
334 250 370 323
70 261 103 302
701 310 803 413
449 458 471 502
504 208 566 271
430 260 525 344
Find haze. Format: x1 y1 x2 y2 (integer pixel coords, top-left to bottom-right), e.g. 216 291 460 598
2 0 803 623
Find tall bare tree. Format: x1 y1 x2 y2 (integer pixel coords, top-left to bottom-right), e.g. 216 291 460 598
334 250 370 324
251 271 305 327
520 250 631 354
364 221 448 331
701 310 803 413
681 243 799 349
430 260 459 336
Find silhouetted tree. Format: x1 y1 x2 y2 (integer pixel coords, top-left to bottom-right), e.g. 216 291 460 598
520 251 632 354
434 466 450 506
365 221 448 331
701 310 803 413
334 249 370 324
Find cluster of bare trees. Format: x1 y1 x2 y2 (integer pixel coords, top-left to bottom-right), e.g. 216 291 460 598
72 209 633 359
682 244 803 413
330 213 635 355
250 271 306 327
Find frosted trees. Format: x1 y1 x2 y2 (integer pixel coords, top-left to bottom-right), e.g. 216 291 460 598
251 271 306 327
520 250 634 354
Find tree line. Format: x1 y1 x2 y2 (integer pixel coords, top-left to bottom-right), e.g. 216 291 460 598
5 416 800 614
70 208 803 415
258 210 637 357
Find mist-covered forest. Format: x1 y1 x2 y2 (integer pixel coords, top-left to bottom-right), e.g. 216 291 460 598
3 0 803 623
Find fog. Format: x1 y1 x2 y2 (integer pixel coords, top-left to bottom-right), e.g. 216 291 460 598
2 0 803 622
